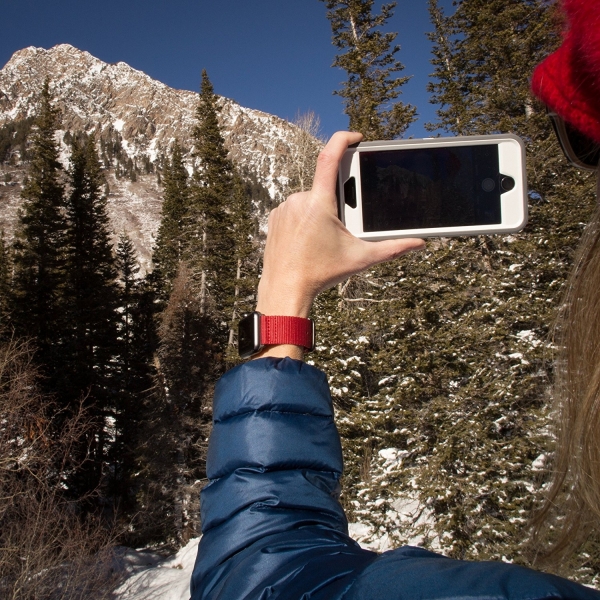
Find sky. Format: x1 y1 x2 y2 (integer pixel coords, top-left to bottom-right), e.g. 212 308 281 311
1 0 455 139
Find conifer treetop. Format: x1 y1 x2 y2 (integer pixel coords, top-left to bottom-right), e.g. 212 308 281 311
192 70 234 196
426 0 560 136
320 0 416 139
20 79 65 230
66 133 116 290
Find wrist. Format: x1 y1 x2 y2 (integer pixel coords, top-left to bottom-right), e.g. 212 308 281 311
256 283 315 319
253 344 304 361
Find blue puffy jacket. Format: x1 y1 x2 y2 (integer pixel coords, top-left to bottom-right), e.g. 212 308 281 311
191 358 600 600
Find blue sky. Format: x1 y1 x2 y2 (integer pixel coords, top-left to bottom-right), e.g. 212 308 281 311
1 0 455 139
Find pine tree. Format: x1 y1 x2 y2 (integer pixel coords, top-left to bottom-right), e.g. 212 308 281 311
142 71 237 544
116 234 141 380
147 264 215 545
320 0 416 139
189 70 236 326
226 173 260 361
11 80 67 381
64 134 118 384
112 234 157 517
427 0 558 139
426 0 466 134
152 141 190 303
115 233 157 406
143 71 254 543
62 133 119 497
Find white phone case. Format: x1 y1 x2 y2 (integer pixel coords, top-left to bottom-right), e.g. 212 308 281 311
338 134 528 240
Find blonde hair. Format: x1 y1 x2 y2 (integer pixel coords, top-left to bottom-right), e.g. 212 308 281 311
533 174 600 561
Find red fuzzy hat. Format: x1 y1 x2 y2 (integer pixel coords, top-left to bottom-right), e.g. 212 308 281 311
531 0 600 144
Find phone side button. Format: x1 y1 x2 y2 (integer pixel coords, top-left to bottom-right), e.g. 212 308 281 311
344 177 357 209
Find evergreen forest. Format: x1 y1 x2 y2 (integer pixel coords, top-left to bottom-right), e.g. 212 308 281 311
0 0 599 595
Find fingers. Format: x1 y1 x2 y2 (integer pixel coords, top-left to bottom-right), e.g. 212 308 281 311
311 131 363 200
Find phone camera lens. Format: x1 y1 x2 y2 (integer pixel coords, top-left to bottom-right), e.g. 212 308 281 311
482 178 495 192
501 176 515 192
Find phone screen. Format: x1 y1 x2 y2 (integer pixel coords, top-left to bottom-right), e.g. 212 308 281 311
359 144 502 232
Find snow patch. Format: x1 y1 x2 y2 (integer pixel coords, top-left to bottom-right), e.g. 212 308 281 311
114 537 199 599
532 453 546 471
348 522 395 552
515 330 542 348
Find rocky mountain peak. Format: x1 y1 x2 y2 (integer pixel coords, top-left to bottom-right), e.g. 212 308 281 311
0 44 310 270
0 44 299 196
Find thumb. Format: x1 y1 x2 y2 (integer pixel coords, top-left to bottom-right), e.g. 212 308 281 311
359 237 426 268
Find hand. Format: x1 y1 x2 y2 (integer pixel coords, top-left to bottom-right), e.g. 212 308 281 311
255 131 425 359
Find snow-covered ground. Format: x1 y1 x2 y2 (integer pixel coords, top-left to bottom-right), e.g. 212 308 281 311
114 538 199 600
113 525 386 599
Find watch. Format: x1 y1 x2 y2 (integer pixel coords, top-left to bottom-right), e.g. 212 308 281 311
238 312 315 359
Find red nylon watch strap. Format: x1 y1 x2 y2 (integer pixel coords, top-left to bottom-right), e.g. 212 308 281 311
260 315 315 350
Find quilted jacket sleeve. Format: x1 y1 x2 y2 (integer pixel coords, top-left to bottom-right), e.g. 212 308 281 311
190 357 378 600
190 357 600 600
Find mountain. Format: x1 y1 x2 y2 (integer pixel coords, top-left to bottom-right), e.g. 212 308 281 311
0 44 304 269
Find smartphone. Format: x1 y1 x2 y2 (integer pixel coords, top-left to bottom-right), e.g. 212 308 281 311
337 134 527 240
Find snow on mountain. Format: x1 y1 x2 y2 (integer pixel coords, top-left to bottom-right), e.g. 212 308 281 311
0 44 304 270
0 44 298 193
